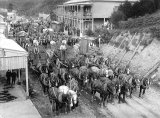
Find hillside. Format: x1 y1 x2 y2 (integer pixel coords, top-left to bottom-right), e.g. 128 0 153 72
119 10 160 39
102 11 160 83
0 0 67 16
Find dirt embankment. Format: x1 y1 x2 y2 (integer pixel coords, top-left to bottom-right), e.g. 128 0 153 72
101 38 160 83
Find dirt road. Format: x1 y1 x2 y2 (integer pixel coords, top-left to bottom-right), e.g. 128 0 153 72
26 44 160 118
99 85 160 118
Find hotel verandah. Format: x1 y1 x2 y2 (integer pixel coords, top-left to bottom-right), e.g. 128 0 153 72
55 0 137 36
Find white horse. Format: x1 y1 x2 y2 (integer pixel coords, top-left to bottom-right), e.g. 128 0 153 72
68 89 78 109
58 85 69 94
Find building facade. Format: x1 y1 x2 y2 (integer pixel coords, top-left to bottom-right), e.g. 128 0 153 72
39 13 51 21
55 0 137 36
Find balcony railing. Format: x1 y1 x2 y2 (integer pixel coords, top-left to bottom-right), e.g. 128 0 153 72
56 10 92 18
83 12 92 18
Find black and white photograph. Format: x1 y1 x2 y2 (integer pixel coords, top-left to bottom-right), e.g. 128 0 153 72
0 0 160 118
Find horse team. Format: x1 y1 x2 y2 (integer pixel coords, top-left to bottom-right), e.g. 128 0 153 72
31 51 150 116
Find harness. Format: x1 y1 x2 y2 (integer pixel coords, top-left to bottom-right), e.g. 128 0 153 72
52 87 57 99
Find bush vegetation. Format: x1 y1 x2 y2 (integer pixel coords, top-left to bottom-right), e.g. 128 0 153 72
0 0 65 16
111 0 160 28
85 27 113 44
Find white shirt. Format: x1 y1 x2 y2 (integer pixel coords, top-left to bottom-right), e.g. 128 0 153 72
50 41 56 45
62 40 67 44
60 45 66 50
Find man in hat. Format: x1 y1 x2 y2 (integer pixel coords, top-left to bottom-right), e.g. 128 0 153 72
84 55 90 68
60 41 67 62
6 70 11 85
11 70 17 85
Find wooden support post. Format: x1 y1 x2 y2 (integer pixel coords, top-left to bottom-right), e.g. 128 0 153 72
107 34 122 55
18 69 21 82
108 35 117 46
80 19 82 36
99 35 101 48
112 33 137 61
116 50 127 67
112 36 127 60
25 57 29 97
82 19 84 35
143 61 160 78
92 18 94 31
125 33 145 68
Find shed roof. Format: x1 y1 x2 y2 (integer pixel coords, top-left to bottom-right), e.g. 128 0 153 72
0 34 28 70
0 34 28 55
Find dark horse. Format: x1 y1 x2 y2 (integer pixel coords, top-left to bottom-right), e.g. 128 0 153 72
91 77 116 107
127 76 139 98
40 73 49 95
118 80 130 103
139 78 150 97
40 72 60 95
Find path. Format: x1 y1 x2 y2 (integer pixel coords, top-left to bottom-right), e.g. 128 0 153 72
0 100 41 118
0 74 41 118
97 86 160 118
98 44 160 118
0 76 26 103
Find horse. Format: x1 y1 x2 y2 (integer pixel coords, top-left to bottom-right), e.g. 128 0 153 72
77 56 85 67
88 66 100 75
95 56 104 65
68 89 79 110
91 77 116 107
60 70 73 85
50 72 60 87
40 73 49 95
67 77 79 94
118 79 130 103
139 78 150 98
79 71 89 88
78 66 89 86
48 84 72 115
58 85 73 112
47 64 54 76
127 75 140 98
99 77 116 102
69 67 80 80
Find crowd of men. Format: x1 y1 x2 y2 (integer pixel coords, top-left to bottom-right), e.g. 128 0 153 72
6 70 18 85
9 19 80 67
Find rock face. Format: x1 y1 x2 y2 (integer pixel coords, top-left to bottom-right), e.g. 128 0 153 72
101 33 160 81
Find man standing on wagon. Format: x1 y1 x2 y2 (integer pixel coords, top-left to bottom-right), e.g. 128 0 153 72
60 40 67 62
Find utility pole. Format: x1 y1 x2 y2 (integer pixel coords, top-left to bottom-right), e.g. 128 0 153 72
125 33 145 69
98 35 101 48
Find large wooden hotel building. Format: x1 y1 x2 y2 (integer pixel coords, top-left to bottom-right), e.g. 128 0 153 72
55 0 137 36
